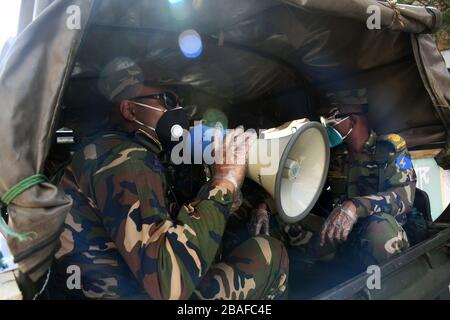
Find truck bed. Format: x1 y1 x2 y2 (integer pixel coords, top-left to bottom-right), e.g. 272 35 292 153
313 224 450 300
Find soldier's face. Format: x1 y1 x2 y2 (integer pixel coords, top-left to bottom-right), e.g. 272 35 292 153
335 115 370 146
333 117 353 139
131 86 168 129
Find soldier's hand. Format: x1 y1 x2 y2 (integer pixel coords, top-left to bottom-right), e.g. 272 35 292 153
211 127 257 193
249 203 270 236
320 201 358 247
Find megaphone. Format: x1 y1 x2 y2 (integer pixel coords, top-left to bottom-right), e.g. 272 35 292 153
246 119 330 223
183 119 330 223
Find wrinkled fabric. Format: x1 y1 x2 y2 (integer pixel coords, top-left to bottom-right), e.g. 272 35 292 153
338 213 409 271
53 131 231 299
275 211 409 270
0 0 94 282
67 0 450 150
193 235 288 300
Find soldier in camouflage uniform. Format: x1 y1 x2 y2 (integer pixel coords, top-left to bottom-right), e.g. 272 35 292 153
276 89 416 272
50 58 288 300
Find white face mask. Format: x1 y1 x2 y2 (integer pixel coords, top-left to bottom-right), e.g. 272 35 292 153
341 125 353 140
334 116 353 139
130 101 189 152
131 101 183 132
131 101 165 131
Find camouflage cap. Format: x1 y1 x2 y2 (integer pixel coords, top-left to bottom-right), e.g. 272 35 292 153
323 105 369 127
327 88 368 107
98 57 144 102
324 88 369 122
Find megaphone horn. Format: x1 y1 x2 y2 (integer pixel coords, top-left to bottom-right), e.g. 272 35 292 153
246 119 330 223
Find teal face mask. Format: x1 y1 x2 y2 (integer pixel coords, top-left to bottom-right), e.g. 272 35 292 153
326 126 345 148
321 116 353 148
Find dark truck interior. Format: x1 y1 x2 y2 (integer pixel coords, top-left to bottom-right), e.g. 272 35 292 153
54 0 448 149
40 0 450 299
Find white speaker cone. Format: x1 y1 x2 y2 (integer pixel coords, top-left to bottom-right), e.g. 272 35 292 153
275 122 329 223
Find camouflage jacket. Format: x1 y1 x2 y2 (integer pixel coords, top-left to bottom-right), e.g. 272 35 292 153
54 130 233 299
328 130 417 221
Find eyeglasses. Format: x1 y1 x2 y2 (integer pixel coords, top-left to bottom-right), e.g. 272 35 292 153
131 91 181 110
334 112 366 119
324 111 366 127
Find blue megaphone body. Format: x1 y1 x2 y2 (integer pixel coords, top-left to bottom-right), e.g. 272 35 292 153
188 123 228 155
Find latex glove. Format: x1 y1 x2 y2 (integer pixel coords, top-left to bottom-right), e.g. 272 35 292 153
249 203 270 236
211 126 257 193
230 188 243 214
320 201 358 247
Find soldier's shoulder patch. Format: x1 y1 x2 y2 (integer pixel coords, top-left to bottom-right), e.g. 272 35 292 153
379 134 407 152
396 155 412 170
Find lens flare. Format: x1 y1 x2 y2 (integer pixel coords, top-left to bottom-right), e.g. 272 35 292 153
178 29 203 59
168 0 190 21
202 109 229 130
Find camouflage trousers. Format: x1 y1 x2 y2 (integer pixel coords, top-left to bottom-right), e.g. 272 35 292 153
192 235 289 300
276 212 410 272
227 205 410 272
338 213 409 271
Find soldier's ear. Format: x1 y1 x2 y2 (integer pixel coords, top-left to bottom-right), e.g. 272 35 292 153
119 100 136 122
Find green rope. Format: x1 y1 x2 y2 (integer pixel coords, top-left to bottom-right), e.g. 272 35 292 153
0 218 37 242
0 174 48 242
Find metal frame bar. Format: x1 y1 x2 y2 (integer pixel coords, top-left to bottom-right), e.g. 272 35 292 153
314 227 450 300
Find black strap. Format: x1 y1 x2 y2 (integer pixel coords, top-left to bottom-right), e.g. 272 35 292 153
374 141 390 193
425 7 437 33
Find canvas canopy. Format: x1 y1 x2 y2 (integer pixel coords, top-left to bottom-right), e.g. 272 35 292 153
0 0 449 283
